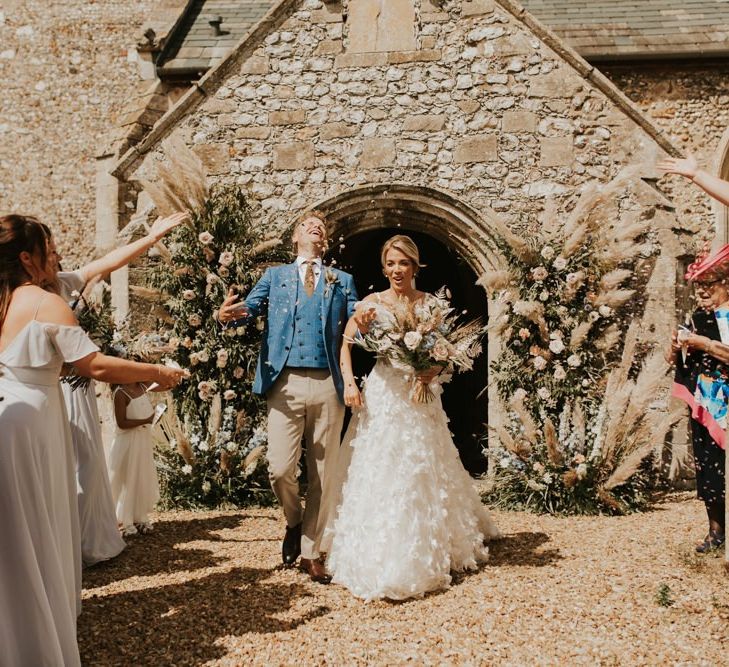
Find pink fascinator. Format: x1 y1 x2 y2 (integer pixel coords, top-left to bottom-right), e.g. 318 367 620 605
685 242 729 282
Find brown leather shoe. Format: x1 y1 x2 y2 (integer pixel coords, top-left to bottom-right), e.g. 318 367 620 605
299 557 332 584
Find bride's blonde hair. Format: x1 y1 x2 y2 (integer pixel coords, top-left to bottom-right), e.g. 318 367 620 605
380 235 424 276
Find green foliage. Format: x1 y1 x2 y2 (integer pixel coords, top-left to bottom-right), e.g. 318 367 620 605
655 583 675 608
147 184 288 507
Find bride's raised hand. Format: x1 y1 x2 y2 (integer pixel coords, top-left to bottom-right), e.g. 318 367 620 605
354 304 377 334
343 381 362 409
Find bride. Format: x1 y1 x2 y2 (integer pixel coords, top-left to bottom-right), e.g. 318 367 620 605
321 235 499 601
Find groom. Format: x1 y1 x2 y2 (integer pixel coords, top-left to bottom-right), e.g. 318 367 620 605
218 211 358 583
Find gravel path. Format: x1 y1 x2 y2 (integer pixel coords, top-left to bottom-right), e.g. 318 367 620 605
79 493 727 666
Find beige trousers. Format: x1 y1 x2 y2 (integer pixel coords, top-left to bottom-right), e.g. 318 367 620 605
266 368 344 559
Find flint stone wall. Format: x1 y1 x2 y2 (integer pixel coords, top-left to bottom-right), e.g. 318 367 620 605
132 0 682 253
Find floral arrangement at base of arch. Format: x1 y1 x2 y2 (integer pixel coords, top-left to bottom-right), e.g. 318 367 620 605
138 139 289 508
479 171 680 515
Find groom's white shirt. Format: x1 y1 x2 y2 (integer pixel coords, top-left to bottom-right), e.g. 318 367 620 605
295 255 322 288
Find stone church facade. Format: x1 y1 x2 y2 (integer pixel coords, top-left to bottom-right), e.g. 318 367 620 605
98 0 693 471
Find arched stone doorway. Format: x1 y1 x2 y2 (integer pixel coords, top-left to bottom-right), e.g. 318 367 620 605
315 184 500 474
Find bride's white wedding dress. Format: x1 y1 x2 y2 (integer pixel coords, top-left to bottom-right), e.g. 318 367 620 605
323 300 499 601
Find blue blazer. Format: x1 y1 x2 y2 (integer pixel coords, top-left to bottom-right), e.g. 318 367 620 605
237 262 358 402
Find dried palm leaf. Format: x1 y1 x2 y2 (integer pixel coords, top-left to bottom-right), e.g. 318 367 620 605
489 424 532 460
569 320 593 350
544 417 562 466
476 269 514 295
207 393 222 446
593 289 635 309
242 445 266 476
142 136 209 216
250 238 283 256
594 324 621 353
488 216 538 264
487 298 511 335
572 400 586 454
508 393 539 445
599 268 632 292
596 487 626 514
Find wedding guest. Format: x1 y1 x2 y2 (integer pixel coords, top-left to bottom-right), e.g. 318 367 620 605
218 211 359 583
668 247 727 552
108 381 160 536
42 211 187 565
0 214 185 667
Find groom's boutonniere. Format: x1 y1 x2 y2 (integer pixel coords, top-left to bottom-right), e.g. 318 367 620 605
324 267 339 297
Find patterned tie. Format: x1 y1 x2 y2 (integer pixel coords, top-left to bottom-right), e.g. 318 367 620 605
303 260 315 297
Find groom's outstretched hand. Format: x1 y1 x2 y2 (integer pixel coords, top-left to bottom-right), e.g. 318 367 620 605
218 287 248 323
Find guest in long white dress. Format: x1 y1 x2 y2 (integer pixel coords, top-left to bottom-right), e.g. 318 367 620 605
0 215 186 667
323 235 499 601
41 212 186 565
109 383 161 536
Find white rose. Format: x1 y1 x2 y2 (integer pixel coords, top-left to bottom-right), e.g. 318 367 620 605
548 339 564 354
182 464 193 475
531 266 548 282
588 311 600 323
188 313 202 327
598 305 613 317
198 231 214 245
403 330 423 350
218 266 229 278
432 340 450 362
567 354 582 368
219 251 234 267
233 366 244 379
182 337 193 349
223 389 236 401
541 245 555 260
513 388 527 402
553 256 567 271
533 461 545 473
537 387 551 400
216 349 229 368
553 365 566 381
189 353 200 366
533 356 547 371
539 290 549 302
576 463 588 480
183 290 196 301
197 349 210 363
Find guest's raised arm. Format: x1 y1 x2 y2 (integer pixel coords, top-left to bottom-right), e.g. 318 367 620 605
657 151 729 207
76 211 189 283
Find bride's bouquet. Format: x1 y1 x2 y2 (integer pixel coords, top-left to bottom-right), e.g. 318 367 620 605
354 288 485 403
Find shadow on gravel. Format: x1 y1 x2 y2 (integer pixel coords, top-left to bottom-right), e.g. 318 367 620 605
78 566 328 666
83 513 276 589
486 531 562 567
